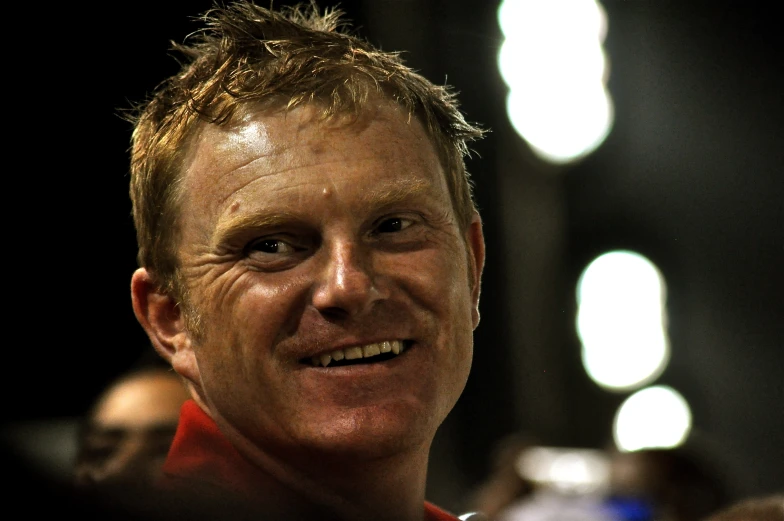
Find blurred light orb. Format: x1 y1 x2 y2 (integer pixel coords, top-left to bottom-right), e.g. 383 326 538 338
576 250 670 391
517 446 611 495
613 386 693 452
506 86 613 165
497 0 613 165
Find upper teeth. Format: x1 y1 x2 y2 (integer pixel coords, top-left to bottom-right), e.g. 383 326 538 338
311 340 405 367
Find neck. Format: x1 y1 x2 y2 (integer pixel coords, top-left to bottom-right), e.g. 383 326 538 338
169 400 435 521
238 439 432 521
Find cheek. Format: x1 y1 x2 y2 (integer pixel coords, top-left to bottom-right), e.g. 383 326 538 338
394 247 475 365
238 275 313 342
190 274 313 395
397 246 472 314
425 248 475 376
197 272 308 337
191 282 294 416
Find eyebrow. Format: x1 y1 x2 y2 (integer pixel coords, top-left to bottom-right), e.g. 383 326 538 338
364 178 432 207
211 177 434 247
212 212 299 249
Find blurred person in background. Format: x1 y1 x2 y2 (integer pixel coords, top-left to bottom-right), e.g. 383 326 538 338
464 434 622 521
463 433 538 519
463 435 732 521
701 494 784 521
73 355 190 490
604 446 731 521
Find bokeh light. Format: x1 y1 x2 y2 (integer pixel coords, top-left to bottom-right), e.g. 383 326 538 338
613 386 693 452
576 250 670 391
497 0 613 164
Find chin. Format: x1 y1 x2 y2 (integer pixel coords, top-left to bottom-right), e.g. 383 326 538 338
300 408 435 458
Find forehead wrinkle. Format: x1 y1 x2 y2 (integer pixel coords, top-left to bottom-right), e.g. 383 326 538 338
206 156 320 210
217 152 278 182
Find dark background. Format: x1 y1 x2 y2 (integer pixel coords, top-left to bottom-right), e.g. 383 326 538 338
6 0 781 512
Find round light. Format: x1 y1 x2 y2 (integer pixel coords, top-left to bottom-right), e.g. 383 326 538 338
613 385 693 452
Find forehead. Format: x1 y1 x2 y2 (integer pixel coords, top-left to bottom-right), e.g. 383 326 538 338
179 101 447 218
191 99 433 160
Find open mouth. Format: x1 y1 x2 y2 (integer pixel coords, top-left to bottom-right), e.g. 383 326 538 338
301 340 411 368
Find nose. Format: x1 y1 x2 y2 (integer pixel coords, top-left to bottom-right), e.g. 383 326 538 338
312 240 387 317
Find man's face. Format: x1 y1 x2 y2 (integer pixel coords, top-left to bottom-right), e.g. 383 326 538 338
173 100 484 460
74 371 189 487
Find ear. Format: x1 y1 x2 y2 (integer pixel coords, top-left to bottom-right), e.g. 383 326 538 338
465 210 486 330
130 268 201 385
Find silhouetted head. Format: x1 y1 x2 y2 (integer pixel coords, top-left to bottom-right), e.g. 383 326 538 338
73 366 190 488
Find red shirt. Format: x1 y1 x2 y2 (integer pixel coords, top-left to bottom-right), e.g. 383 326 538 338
161 400 460 521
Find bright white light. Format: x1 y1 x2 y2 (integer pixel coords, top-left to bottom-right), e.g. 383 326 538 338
497 0 613 165
497 0 607 43
517 446 611 495
497 14 609 87
576 250 670 391
613 386 693 452
506 86 614 165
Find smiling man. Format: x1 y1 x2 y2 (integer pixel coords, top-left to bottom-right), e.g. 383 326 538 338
127 2 486 521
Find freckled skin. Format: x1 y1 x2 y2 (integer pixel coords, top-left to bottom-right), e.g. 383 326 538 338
132 100 485 517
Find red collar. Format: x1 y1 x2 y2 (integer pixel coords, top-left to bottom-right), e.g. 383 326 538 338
424 502 462 521
160 399 266 496
163 400 459 520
